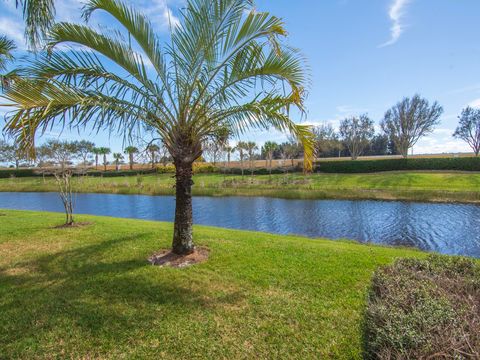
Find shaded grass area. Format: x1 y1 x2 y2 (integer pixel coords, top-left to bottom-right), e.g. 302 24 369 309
0 210 423 359
1 171 480 203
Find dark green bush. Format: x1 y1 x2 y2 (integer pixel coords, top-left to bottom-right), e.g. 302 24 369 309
0 169 39 178
363 255 480 359
86 169 158 177
315 157 480 173
224 166 301 175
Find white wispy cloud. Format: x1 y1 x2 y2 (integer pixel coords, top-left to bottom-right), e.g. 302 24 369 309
0 17 25 48
468 98 480 109
137 0 181 31
413 128 471 155
379 0 412 48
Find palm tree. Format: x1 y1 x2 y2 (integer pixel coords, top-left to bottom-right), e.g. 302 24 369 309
92 147 102 170
3 0 313 255
146 144 160 170
0 36 16 89
113 152 123 171
224 145 233 168
245 141 258 175
97 147 110 171
235 141 247 177
262 141 278 175
124 146 138 170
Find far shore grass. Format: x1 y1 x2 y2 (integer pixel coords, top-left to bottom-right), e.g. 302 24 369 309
1 171 480 203
0 209 425 358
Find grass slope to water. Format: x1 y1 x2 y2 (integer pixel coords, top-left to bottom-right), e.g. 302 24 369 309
0 210 423 359
1 171 480 202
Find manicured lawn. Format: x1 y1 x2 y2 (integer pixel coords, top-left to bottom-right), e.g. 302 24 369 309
0 210 423 359
1 171 480 202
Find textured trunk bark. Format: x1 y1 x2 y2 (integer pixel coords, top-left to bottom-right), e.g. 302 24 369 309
172 160 195 255
129 153 134 170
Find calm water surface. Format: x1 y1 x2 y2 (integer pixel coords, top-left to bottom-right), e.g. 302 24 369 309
1 192 479 257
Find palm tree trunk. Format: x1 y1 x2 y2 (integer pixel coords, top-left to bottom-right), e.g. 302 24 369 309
129 153 133 170
172 160 195 255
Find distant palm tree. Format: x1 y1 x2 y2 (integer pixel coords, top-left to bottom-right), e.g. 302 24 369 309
92 147 102 170
113 152 123 171
97 147 110 171
224 145 233 168
146 144 160 170
245 141 258 175
262 141 278 175
3 0 313 255
235 141 248 177
124 146 138 170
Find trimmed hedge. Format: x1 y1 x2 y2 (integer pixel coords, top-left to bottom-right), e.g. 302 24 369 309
0 169 39 178
364 255 480 359
86 169 158 177
315 157 480 173
223 166 301 175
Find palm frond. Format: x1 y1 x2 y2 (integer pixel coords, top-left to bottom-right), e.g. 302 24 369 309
0 36 16 72
16 0 55 49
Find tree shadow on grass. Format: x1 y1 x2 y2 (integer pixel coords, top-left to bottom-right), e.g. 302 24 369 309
0 233 245 356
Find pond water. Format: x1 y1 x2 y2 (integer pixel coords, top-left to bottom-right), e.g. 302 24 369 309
0 192 479 257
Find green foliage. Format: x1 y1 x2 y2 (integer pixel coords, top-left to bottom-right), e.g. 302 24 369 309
226 166 301 175
0 169 38 178
364 255 480 359
316 157 480 173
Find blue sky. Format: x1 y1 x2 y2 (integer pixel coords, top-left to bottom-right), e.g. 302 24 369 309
1 0 480 159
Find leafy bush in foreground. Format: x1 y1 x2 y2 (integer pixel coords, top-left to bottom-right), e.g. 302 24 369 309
364 255 480 359
316 157 480 173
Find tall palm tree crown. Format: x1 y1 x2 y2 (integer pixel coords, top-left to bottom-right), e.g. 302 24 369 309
2 0 313 254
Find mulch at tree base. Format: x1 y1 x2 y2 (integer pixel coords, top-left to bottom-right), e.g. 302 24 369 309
53 222 93 229
148 247 210 268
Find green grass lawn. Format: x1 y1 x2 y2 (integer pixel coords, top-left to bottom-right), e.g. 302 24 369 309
0 210 424 359
1 171 480 202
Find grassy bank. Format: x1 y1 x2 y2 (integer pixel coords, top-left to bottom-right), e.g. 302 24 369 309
0 210 423 359
1 171 480 202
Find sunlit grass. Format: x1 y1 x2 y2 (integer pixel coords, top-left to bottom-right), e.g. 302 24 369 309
0 210 424 359
1 171 480 202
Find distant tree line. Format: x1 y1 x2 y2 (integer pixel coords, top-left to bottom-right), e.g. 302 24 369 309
1 95 479 171
0 139 173 170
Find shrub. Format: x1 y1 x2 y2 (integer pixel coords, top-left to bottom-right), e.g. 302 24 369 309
224 166 301 175
315 157 480 173
0 169 39 178
363 255 480 359
86 169 158 177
